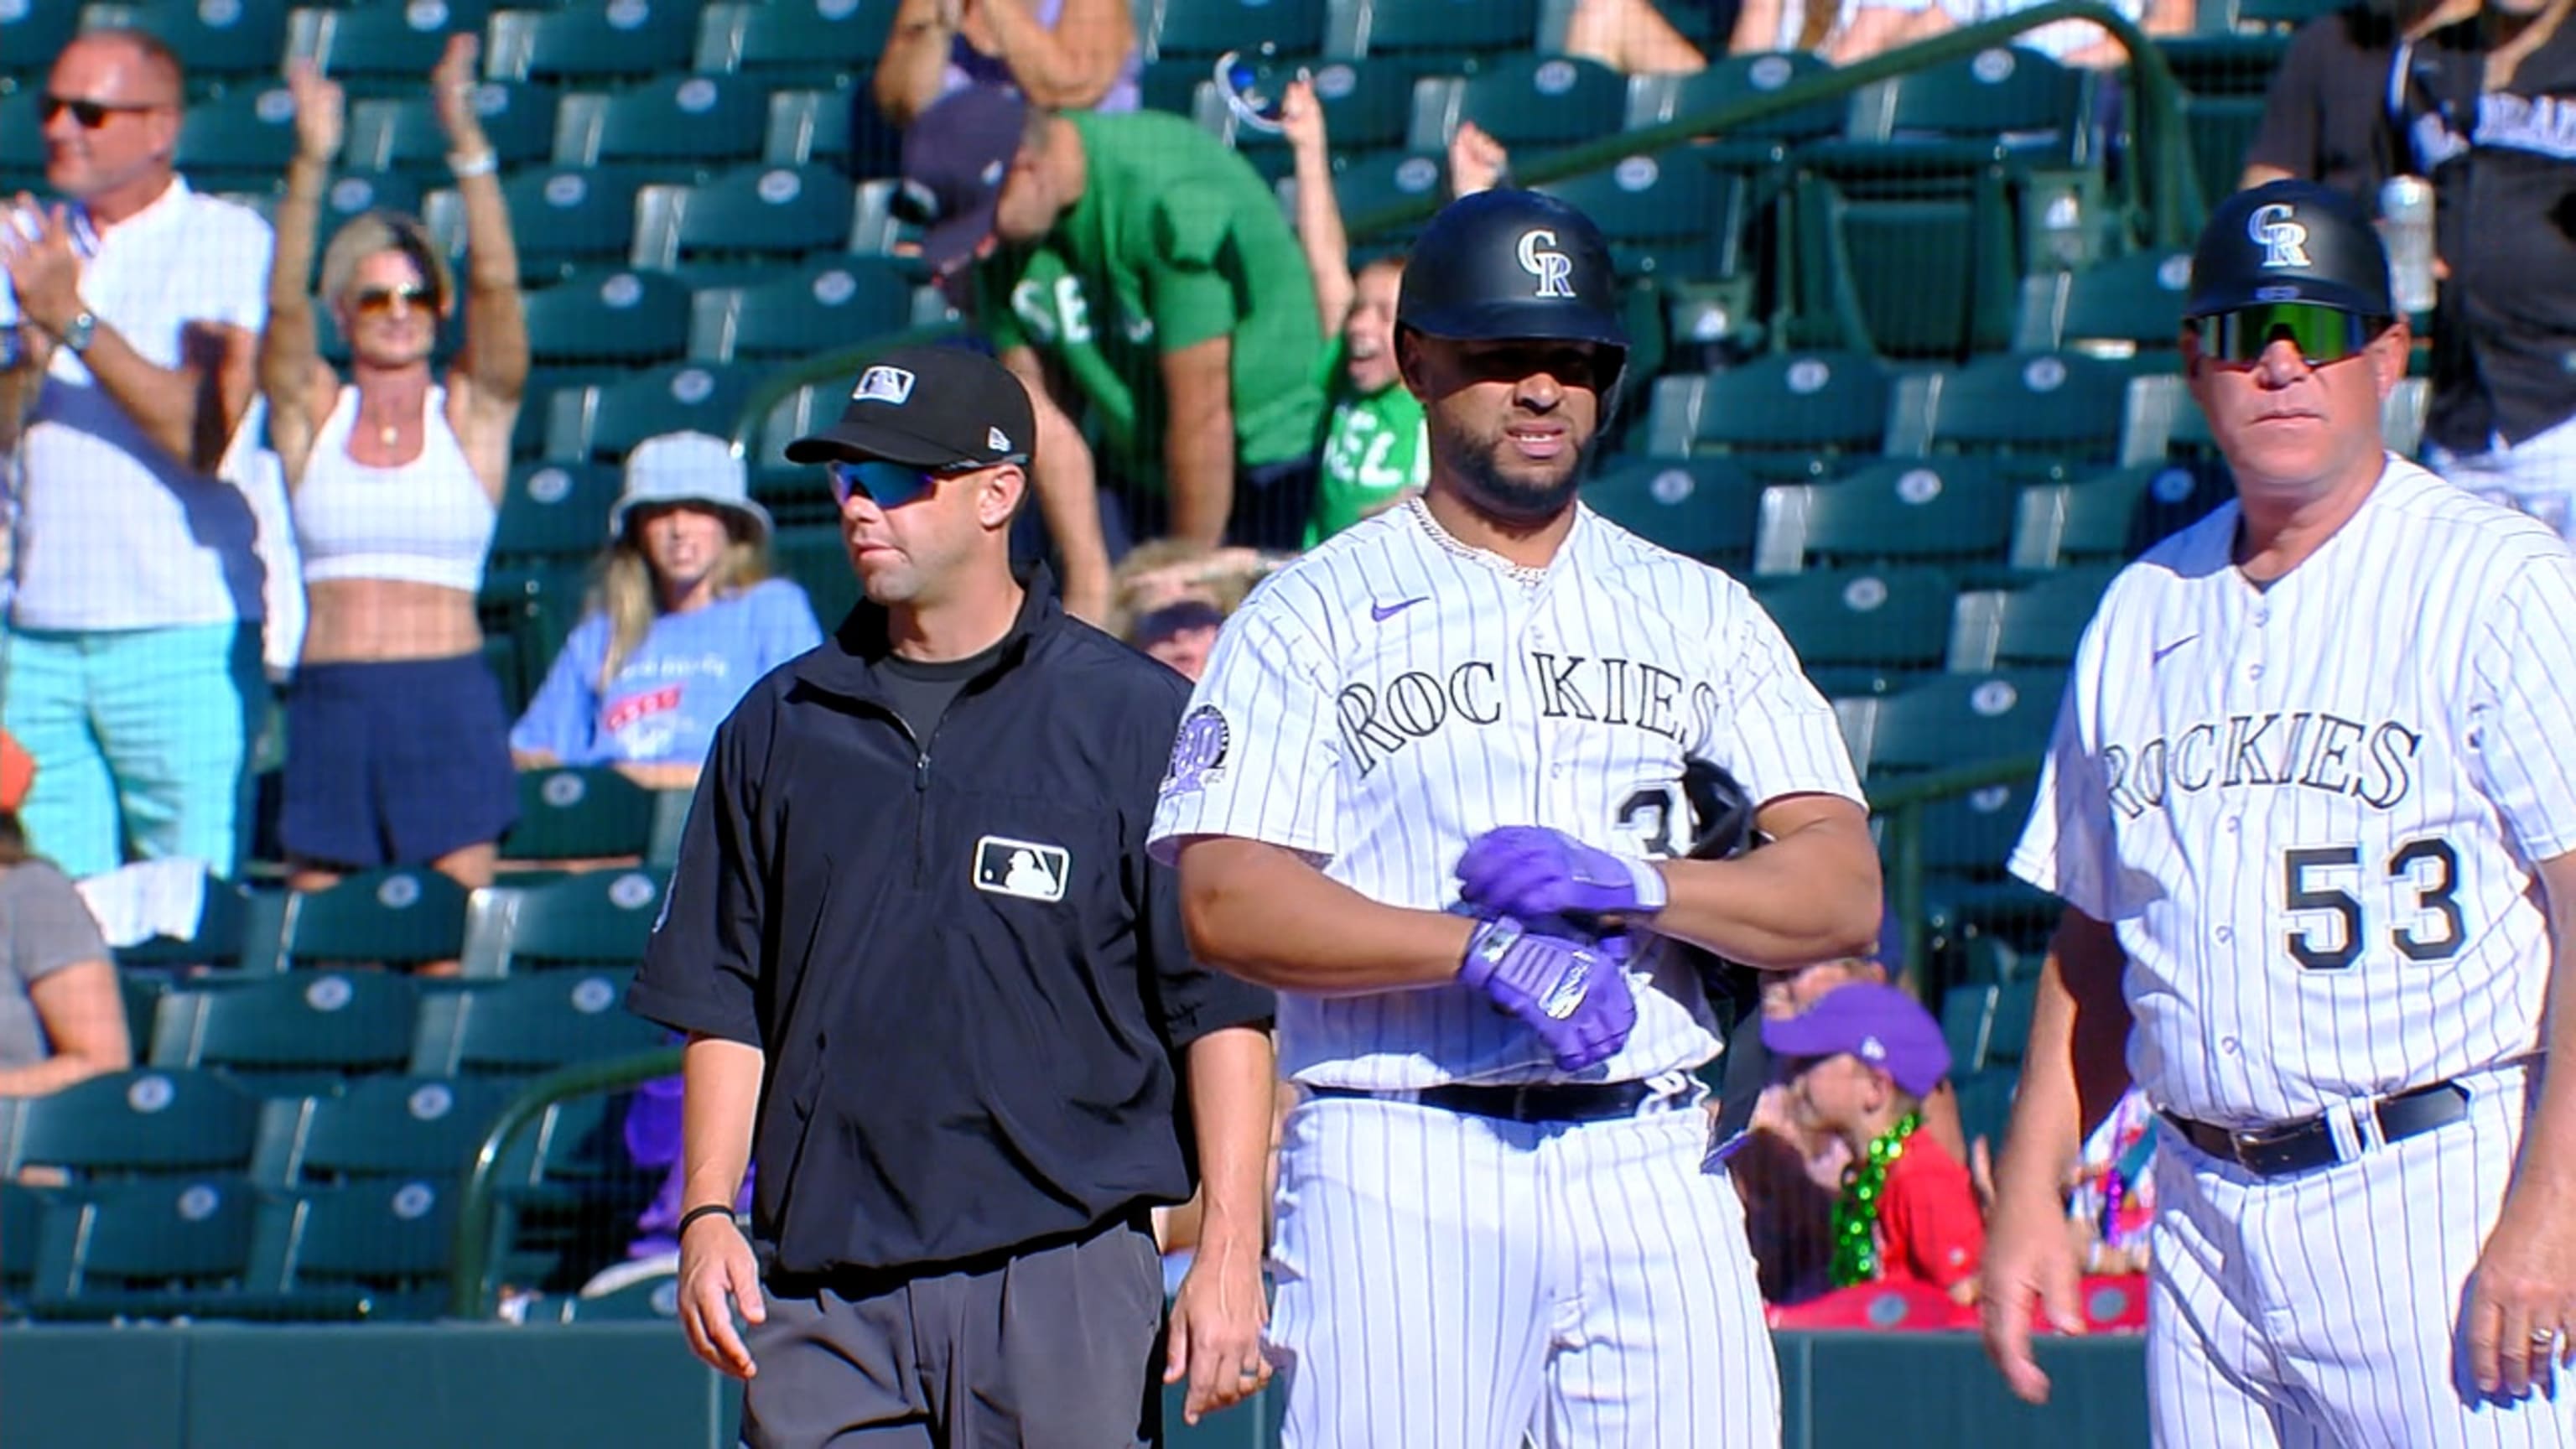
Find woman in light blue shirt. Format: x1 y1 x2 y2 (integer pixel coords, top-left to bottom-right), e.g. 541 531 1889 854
511 433 822 791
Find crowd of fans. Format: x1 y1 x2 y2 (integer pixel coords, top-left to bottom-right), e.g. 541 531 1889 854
0 0 2563 1326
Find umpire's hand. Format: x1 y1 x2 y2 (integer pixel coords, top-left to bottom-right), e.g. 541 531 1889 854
1166 1239 1273 1425
678 1213 768 1379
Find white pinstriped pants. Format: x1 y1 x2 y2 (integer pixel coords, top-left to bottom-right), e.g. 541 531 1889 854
2149 1063 2576 1448
1266 1080 1779 1449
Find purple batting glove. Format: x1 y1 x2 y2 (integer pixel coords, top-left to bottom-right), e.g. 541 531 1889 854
1457 915 1638 1072
1457 825 1669 923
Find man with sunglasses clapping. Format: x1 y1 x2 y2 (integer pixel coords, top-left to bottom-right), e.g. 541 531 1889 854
0 29 275 882
1982 179 2576 1445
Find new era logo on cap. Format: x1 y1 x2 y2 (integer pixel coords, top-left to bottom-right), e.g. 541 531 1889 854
987 426 1011 451
854 366 916 405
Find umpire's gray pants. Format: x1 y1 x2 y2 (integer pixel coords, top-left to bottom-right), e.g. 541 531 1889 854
741 1221 1165 1449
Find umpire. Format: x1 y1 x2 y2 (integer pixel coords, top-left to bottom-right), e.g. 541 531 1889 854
626 342 1279 1448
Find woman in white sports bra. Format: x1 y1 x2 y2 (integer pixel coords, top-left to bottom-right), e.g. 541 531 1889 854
258 36 528 905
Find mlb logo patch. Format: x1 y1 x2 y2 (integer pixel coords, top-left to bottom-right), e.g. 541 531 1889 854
974 835 1068 903
854 366 916 405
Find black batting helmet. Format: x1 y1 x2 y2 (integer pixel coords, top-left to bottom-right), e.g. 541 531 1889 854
1396 189 1628 377
2184 179 2393 320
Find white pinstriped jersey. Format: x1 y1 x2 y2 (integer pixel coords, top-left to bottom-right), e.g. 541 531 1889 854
1148 497 1864 1091
2011 458 2576 1127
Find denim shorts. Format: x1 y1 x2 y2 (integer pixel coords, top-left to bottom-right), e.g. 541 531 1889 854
278 653 518 869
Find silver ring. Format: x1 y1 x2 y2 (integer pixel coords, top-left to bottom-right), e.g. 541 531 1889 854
2532 1327 2562 1345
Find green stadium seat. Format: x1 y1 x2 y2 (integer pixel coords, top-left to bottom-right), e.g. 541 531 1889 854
688 257 917 362
481 561 594 695
2012 248 2194 361
487 0 706 85
493 460 622 564
408 970 667 1078
763 86 853 167
1924 351 2134 480
277 869 472 973
1645 351 1891 480
464 869 667 978
1776 163 2026 361
1311 149 1450 241
1326 0 1540 60
545 361 761 462
290 1 497 101
1947 564 2119 671
1534 143 1754 281
1626 51 1844 142
521 269 694 366
253 1075 519 1188
1145 0 1330 57
148 973 423 1093
112 874 275 974
1579 457 1760 567
502 768 658 861
1950 1066 2019 1151
0 2 78 85
0 92 46 189
173 85 301 189
2155 33 2291 96
634 164 857 273
557 74 771 173
1842 667 2064 776
24 1177 258 1321
459 166 648 279
2007 461 2207 568
1914 776 2042 873
242 1183 458 1320
104 0 292 95
1751 567 1956 696
345 83 558 177
1844 47 2095 162
0 1069 262 1180
772 524 863 627
1408 55 1628 152
1753 458 2018 576
2 1180 44 1310
696 0 901 87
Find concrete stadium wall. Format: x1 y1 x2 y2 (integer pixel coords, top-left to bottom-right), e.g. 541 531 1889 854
0 1323 2148 1448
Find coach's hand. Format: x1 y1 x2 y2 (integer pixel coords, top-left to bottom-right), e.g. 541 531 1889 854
1457 827 1667 927
2465 1195 2576 1398
1977 1184 2087 1405
1166 1235 1272 1425
678 1212 766 1380
1457 915 1637 1072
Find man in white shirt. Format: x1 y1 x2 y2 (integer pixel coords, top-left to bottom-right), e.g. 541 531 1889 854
0 29 274 880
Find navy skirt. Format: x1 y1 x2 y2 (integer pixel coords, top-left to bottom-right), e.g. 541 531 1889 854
279 653 519 869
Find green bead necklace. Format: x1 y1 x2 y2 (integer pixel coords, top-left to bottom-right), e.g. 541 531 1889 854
1829 1111 1922 1289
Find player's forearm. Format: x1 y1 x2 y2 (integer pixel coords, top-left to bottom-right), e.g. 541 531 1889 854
1183 1025 1276 1257
1992 911 2132 1216
1177 837 1473 995
1650 807 1882 969
679 1033 766 1211
1163 408 1235 548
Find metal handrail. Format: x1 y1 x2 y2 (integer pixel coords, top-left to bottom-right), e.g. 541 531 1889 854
446 1046 686 1320
1867 753 2047 980
1343 0 2208 249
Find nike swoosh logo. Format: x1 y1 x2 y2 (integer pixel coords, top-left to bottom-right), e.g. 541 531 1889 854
1370 597 1428 623
2151 634 2199 665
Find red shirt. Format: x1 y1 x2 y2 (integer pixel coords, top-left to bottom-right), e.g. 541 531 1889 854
1874 1130 1984 1293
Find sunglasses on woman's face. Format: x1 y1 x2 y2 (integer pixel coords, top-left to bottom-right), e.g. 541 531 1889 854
39 95 163 128
827 460 947 511
350 284 433 318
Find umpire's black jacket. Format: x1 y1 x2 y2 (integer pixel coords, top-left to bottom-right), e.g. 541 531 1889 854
627 567 1274 1280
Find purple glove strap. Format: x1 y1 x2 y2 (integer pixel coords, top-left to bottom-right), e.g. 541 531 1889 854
1460 916 1638 1072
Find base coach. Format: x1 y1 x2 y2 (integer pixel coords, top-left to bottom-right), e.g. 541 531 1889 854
626 342 1279 1448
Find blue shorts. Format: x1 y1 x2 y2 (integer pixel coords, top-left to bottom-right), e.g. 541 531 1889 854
279 653 518 869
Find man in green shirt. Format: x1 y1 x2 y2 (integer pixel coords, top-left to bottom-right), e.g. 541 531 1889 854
902 84 1327 552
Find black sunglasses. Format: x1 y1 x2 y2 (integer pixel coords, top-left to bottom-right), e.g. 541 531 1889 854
40 94 164 129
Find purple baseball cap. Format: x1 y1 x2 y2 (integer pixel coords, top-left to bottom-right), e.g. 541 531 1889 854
1761 981 1952 1097
897 84 1029 281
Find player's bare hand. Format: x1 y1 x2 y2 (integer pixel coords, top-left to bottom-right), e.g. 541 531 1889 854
2464 1196 2576 1398
1977 1186 2087 1405
677 1213 766 1380
1165 1236 1271 1425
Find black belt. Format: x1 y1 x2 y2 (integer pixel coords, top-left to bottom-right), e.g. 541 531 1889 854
2163 1079 2471 1179
1309 1081 1656 1124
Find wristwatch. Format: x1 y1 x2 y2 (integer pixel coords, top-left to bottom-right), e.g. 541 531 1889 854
59 310 96 356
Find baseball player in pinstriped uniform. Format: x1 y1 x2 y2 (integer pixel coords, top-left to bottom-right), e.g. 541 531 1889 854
1982 179 2576 1446
1146 189 1883 1448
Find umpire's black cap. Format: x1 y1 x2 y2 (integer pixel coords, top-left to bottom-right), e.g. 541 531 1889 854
2184 179 2393 320
784 343 1036 470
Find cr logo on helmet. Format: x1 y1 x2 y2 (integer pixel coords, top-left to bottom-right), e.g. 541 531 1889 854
1516 229 1576 299
2249 203 2312 270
